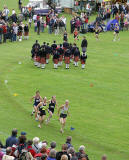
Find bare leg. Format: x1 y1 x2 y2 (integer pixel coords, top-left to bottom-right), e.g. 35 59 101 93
38 115 45 128
46 111 53 124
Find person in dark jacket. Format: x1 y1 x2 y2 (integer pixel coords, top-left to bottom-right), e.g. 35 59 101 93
64 49 71 69
76 145 89 160
81 36 88 53
0 24 3 44
6 129 18 148
24 24 29 40
37 18 40 35
53 50 59 69
40 47 46 69
66 136 73 149
56 144 70 160
74 47 80 67
80 52 87 69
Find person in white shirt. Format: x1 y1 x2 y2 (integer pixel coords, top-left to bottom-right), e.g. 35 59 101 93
2 147 14 160
61 16 67 30
2 6 10 21
12 9 16 15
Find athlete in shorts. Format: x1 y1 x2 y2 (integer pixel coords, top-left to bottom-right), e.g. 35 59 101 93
46 96 58 124
58 100 70 133
31 91 42 120
37 97 48 128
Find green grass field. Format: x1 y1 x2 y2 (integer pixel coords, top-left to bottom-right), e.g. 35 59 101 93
0 1 129 160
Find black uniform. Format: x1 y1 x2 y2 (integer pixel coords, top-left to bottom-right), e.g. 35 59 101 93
49 100 56 113
80 54 87 64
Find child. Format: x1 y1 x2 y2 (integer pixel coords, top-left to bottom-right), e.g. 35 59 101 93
63 31 68 42
28 18 32 27
94 24 100 40
113 23 120 41
74 28 79 41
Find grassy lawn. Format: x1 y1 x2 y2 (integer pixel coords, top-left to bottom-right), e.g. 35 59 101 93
0 1 129 160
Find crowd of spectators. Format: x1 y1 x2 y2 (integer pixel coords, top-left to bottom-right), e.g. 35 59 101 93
32 10 66 35
0 129 107 160
0 5 32 44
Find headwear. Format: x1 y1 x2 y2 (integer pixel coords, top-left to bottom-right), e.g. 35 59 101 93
21 131 26 136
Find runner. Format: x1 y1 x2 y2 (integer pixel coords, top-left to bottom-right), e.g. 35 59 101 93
58 100 70 133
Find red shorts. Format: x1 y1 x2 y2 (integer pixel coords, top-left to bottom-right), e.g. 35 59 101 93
18 32 22 36
41 57 46 64
74 56 79 62
81 60 85 64
59 55 63 62
46 54 50 59
24 32 29 36
65 57 70 64
53 59 58 64
36 56 41 62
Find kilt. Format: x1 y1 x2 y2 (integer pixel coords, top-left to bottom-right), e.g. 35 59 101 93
41 57 46 64
46 54 50 59
74 56 79 62
18 32 22 36
81 60 85 64
24 32 29 36
36 56 41 62
65 57 70 64
53 59 58 64
59 55 63 62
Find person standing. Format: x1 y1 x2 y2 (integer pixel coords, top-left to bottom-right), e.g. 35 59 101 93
0 24 3 44
40 47 46 69
64 49 70 69
53 50 59 69
6 129 18 148
113 23 120 41
37 19 41 35
24 24 29 40
81 36 88 53
80 52 87 69
18 0 22 10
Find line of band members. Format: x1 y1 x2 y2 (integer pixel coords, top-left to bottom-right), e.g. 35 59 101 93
31 40 88 69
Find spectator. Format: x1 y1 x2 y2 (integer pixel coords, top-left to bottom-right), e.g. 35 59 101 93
67 147 77 160
2 147 14 160
17 135 27 156
32 137 40 153
2 23 7 43
61 155 68 160
0 146 4 160
101 155 107 160
66 137 73 149
5 129 18 148
76 146 89 160
0 24 3 44
56 144 70 160
27 140 36 157
37 19 41 35
47 149 56 160
47 142 56 154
